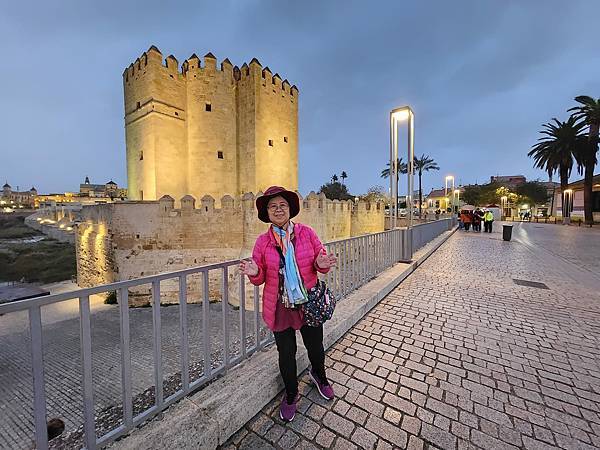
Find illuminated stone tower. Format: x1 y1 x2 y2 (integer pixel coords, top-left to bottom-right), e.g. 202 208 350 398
123 46 298 204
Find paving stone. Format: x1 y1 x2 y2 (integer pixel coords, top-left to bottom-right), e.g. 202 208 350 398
315 427 336 448
383 406 402 425
347 405 369 425
522 436 560 450
323 411 355 438
332 436 358 450
238 432 276 450
420 423 457 450
351 426 378 450
382 392 417 415
264 423 286 443
375 440 393 450
306 403 327 421
427 398 459 420
365 415 408 448
278 429 300 449
401 415 422 435
288 414 320 441
471 430 519 450
248 413 274 436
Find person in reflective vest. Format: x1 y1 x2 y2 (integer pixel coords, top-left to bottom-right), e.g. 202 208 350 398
484 210 494 233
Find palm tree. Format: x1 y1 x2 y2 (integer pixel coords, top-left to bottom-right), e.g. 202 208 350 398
569 96 600 225
381 158 408 209
331 174 339 183
340 171 348 185
414 154 440 218
528 117 587 224
380 158 408 180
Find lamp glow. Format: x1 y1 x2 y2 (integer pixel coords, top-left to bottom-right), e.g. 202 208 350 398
392 109 410 121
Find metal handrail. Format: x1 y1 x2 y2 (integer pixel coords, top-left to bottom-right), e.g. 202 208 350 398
1 220 453 449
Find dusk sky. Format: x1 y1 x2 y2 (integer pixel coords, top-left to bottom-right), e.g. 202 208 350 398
1 1 599 197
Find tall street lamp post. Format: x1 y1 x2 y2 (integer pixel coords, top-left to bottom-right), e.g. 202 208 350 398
389 106 415 259
445 175 455 213
454 189 460 214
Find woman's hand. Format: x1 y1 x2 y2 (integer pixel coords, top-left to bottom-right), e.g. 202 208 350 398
239 259 259 277
316 250 337 269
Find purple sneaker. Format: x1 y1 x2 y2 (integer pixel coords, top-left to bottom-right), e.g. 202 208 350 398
279 393 299 422
310 369 334 400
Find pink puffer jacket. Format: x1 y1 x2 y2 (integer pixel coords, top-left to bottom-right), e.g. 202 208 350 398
248 223 330 331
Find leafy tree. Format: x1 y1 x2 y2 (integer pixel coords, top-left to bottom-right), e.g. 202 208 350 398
340 171 348 184
461 185 482 206
319 181 353 201
569 96 600 225
516 182 550 206
358 185 388 203
462 183 508 206
414 154 440 217
528 116 587 222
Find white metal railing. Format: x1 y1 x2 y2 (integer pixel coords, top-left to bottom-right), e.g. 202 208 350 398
411 217 455 252
0 220 454 449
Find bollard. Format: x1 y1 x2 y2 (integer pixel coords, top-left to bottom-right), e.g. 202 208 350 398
502 224 513 241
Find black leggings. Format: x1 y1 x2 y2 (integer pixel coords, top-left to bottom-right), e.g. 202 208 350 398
273 325 327 398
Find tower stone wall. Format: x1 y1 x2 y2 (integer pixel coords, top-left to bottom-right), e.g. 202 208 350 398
123 47 298 206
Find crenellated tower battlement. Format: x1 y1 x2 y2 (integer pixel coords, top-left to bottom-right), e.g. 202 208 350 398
124 46 299 207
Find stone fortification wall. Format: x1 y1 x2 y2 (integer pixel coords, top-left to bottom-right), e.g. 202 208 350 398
76 192 384 305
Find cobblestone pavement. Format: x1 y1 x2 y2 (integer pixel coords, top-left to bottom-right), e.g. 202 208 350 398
227 225 600 450
512 221 600 276
0 300 263 450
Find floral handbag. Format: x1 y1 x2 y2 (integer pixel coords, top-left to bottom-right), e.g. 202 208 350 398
301 280 336 327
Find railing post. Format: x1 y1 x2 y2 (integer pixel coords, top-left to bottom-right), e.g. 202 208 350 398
29 306 49 450
202 271 211 377
254 285 260 348
179 275 189 393
79 295 96 450
222 266 230 367
119 287 133 428
239 272 247 359
151 280 163 409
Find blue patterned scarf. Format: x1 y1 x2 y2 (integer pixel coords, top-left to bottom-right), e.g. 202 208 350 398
272 222 308 306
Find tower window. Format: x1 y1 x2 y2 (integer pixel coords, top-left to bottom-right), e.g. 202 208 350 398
217 151 224 159
284 137 288 143
205 103 212 111
139 151 143 161
268 140 273 147
174 111 179 116
136 101 141 109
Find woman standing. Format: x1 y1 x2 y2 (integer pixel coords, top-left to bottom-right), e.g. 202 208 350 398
239 186 337 422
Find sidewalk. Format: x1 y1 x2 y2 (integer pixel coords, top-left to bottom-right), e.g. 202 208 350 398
226 225 600 449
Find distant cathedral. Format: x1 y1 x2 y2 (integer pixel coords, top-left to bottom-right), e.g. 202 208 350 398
123 46 299 204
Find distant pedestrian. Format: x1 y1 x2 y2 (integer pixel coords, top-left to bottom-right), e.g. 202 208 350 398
239 186 337 423
472 208 483 232
484 210 494 233
461 210 472 231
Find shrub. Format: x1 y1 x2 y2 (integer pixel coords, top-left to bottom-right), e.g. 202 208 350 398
104 291 118 305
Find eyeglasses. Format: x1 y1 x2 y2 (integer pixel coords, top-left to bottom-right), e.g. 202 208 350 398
268 203 289 211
